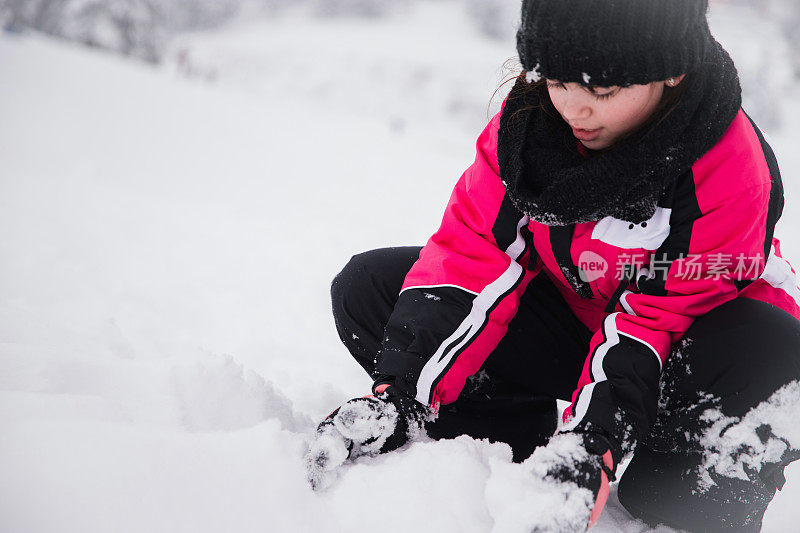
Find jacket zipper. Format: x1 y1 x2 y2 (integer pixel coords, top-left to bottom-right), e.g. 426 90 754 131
605 263 638 313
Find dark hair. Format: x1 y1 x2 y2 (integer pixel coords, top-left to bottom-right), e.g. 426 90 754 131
489 58 691 154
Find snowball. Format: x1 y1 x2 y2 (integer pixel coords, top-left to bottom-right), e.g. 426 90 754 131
305 428 351 491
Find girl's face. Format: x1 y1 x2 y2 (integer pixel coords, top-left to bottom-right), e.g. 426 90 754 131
546 76 683 150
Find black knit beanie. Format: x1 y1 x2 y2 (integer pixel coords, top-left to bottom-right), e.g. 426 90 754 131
516 0 713 87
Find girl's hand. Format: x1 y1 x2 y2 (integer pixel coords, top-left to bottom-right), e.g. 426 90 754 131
304 385 429 491
491 432 616 532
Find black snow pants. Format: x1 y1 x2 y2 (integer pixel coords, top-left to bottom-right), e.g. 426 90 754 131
330 246 800 533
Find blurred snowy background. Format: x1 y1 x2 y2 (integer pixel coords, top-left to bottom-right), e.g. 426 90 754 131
1 1 799 532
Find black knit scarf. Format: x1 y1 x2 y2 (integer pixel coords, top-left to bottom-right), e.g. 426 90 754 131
497 37 742 226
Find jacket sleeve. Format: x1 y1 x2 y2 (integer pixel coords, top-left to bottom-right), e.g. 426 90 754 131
376 110 541 408
562 146 773 454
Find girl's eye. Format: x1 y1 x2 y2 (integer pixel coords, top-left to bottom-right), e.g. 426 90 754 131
592 90 616 101
546 81 618 101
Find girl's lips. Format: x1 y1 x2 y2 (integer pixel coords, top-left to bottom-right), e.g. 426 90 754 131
572 127 602 142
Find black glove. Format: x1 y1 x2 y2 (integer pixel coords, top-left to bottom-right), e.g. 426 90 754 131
548 432 617 526
518 431 618 532
305 384 430 490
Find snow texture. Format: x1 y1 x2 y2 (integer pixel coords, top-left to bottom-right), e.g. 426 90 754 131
305 396 401 490
331 397 397 452
305 423 352 491
526 62 542 83
698 381 800 491
487 433 594 533
1 2 800 532
172 354 311 432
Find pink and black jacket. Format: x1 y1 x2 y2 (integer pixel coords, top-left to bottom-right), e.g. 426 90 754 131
376 94 800 451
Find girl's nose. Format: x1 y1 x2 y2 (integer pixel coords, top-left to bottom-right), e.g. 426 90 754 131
561 91 592 122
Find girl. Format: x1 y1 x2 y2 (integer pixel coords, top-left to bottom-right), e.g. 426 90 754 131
307 1 800 531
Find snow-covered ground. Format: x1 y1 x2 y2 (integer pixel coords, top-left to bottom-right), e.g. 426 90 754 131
1 2 799 532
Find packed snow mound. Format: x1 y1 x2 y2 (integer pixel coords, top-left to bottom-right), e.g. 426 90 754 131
171 354 312 432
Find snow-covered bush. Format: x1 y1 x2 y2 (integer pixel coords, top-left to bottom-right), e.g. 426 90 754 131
0 0 249 63
0 0 67 34
1 0 167 63
60 0 166 63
